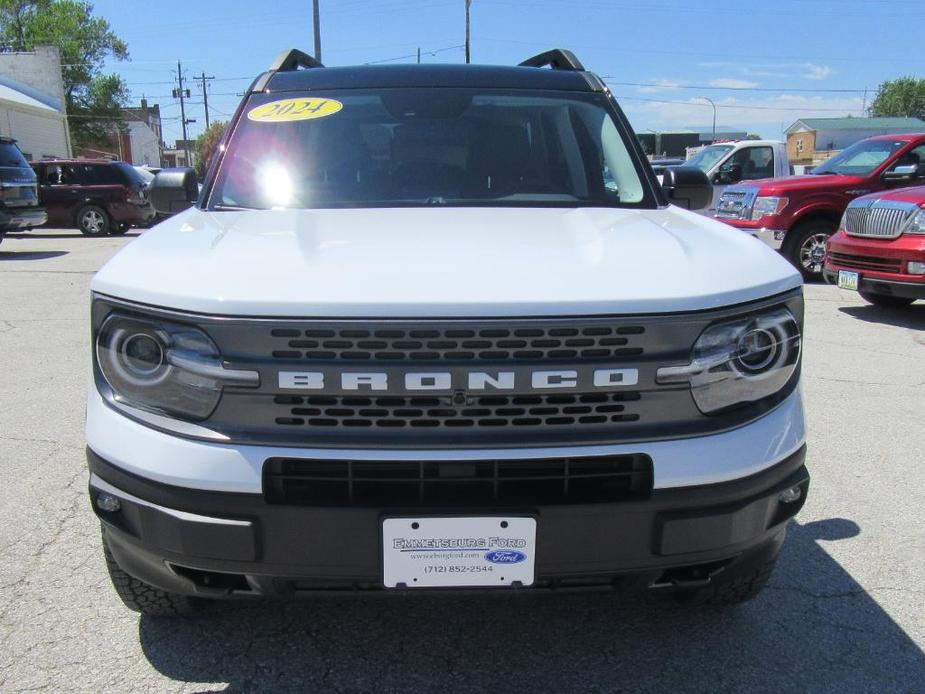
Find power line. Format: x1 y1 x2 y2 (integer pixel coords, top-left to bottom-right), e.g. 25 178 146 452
603 80 868 94
364 44 464 64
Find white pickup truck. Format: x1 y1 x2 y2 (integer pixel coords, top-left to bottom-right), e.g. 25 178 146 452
685 140 791 216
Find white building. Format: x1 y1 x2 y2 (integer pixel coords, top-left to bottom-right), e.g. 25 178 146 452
0 46 71 159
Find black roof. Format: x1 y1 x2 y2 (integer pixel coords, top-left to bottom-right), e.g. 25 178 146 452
263 63 601 94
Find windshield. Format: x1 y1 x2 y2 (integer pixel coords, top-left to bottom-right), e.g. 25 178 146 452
209 88 650 210
0 142 30 169
812 139 906 176
685 145 733 172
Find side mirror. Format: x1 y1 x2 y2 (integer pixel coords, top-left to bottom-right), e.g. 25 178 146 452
882 163 920 183
149 167 198 215
717 162 743 184
662 166 712 210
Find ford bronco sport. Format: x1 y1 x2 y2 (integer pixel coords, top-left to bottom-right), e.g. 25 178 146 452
87 49 809 615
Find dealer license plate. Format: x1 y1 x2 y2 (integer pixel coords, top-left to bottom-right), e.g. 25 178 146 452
382 516 536 588
838 270 859 291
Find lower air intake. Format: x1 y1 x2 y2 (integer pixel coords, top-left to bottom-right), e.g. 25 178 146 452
263 454 653 507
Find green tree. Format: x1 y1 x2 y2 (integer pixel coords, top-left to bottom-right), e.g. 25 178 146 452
869 77 925 120
0 0 130 147
194 121 228 179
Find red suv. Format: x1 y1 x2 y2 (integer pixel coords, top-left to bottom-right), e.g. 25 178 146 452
715 134 925 281
30 160 155 235
824 186 925 307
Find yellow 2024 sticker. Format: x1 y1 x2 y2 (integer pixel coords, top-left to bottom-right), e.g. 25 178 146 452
247 97 343 123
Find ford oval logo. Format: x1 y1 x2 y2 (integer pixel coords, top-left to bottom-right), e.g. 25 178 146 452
485 550 526 564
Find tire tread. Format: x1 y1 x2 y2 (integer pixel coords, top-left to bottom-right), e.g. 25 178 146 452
103 535 194 617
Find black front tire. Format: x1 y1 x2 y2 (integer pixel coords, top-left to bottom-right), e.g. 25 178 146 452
103 533 195 617
76 205 111 236
784 220 837 282
859 292 916 308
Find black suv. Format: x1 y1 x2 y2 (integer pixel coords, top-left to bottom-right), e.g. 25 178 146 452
0 137 46 245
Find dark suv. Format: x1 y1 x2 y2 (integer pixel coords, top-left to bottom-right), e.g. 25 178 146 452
0 137 46 244
30 159 155 235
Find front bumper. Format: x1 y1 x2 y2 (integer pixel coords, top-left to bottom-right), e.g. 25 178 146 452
89 444 808 597
823 269 925 299
0 205 46 230
824 230 925 298
715 217 787 250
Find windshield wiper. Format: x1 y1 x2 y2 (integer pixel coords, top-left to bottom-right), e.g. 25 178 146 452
211 203 261 211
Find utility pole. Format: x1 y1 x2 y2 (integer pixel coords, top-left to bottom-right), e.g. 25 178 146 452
198 71 214 129
173 61 195 166
417 47 421 64
464 0 472 63
312 0 322 63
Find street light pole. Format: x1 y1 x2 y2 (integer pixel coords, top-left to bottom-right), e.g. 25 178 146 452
697 96 716 143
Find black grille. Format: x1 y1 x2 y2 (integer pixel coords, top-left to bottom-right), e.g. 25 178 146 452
264 454 653 506
828 252 902 273
272 391 642 429
269 324 645 361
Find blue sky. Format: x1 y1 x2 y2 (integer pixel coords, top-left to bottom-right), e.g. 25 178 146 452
95 0 923 144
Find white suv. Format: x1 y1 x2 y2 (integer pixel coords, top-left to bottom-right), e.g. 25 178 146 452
87 49 808 615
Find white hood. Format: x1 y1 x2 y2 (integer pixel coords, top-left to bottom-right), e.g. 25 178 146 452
92 205 801 317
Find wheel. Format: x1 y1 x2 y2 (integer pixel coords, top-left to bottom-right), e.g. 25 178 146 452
859 292 915 308
109 222 131 235
784 220 836 282
76 205 110 236
102 533 195 616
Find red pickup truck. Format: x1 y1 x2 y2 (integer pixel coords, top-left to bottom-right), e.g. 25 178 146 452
714 133 925 280
823 186 925 307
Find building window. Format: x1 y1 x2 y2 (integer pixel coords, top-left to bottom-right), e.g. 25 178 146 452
796 138 804 153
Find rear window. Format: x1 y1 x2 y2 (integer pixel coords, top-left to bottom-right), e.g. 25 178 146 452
0 142 30 168
116 162 147 186
209 88 652 210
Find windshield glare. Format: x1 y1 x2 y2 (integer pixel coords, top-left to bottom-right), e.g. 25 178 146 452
813 139 906 176
685 145 733 172
210 88 649 210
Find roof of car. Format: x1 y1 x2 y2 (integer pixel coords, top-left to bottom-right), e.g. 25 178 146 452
30 159 123 165
263 63 600 94
861 132 925 142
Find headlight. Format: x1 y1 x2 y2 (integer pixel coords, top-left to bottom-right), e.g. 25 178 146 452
905 208 925 235
96 313 258 420
656 307 801 414
750 196 789 221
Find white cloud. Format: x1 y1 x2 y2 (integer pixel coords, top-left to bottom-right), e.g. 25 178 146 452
699 61 835 81
619 93 864 139
803 63 834 80
637 79 682 93
708 78 760 89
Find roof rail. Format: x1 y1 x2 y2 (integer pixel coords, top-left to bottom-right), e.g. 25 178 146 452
269 48 324 71
518 49 585 71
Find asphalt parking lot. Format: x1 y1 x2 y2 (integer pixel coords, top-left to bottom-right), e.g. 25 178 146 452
0 227 923 693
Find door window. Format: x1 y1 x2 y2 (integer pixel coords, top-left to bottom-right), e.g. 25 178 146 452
888 144 925 179
730 146 774 180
